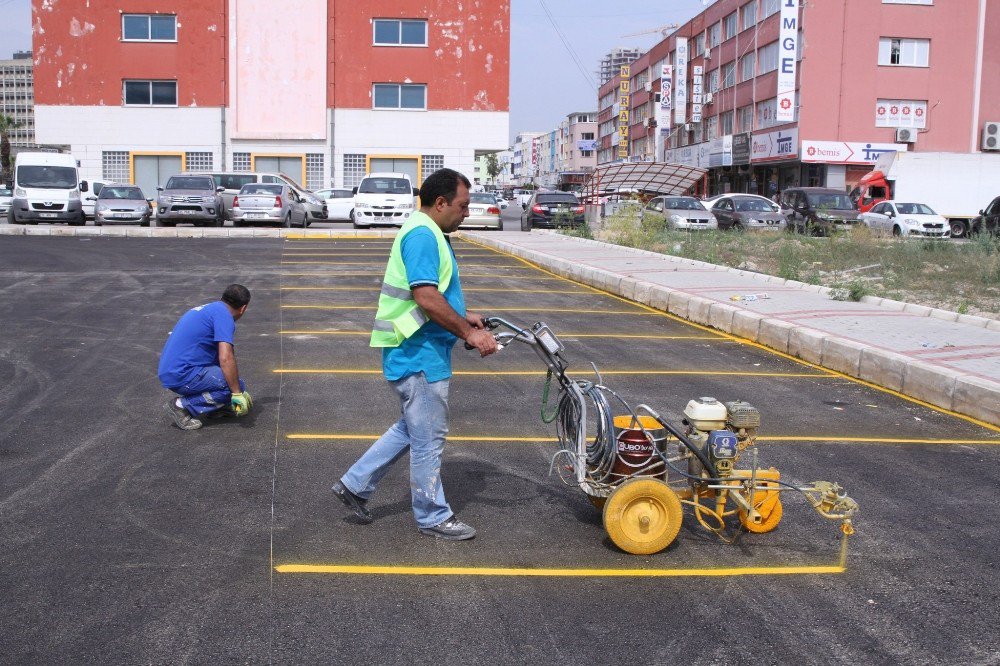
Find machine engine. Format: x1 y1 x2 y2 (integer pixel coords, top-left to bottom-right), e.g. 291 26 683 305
682 397 761 480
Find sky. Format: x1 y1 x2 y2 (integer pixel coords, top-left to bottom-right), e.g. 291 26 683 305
0 0 712 143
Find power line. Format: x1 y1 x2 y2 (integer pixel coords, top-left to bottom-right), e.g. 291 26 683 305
536 0 597 91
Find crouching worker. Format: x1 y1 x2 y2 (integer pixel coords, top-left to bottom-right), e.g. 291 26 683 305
158 284 253 431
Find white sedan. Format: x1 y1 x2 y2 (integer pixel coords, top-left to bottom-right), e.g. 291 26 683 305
859 201 950 239
314 188 355 222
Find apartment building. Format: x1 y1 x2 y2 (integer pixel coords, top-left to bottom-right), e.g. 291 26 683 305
556 111 598 190
31 1 509 196
510 131 544 185
1 51 36 148
598 0 999 195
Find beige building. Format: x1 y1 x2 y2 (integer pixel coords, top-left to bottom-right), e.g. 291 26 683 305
557 111 598 189
1 51 36 147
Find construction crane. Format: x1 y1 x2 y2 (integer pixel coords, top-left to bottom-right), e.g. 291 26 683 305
620 23 679 39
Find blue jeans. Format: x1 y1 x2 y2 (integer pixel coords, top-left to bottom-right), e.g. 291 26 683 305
168 366 245 417
340 372 452 529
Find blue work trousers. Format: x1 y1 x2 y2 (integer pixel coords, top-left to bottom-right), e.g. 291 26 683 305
169 366 245 417
340 372 452 529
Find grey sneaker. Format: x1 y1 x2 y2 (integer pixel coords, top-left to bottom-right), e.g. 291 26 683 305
332 481 372 523
418 516 476 541
164 399 203 431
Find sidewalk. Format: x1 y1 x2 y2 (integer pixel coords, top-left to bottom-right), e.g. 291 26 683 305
464 230 1000 428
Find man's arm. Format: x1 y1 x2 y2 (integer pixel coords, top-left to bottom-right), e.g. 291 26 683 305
412 286 497 357
218 342 242 393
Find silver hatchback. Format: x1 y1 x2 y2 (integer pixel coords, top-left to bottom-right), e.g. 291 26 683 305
94 185 152 226
232 183 309 228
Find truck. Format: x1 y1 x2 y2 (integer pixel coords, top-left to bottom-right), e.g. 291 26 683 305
8 151 88 226
851 151 1000 237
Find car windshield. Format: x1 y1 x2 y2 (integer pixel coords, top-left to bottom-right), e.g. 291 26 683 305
16 165 77 189
536 194 577 204
663 197 703 210
99 187 144 200
165 176 214 190
734 198 777 212
895 203 936 215
470 193 497 204
806 192 854 210
359 178 411 194
240 184 283 195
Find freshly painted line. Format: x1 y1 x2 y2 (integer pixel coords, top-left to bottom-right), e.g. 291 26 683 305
279 287 593 294
280 306 657 315
281 272 568 280
281 261 527 268
758 436 1000 445
280 330 370 335
281 252 493 257
287 434 558 442
274 562 845 577
278 330 723 340
273 369 834 377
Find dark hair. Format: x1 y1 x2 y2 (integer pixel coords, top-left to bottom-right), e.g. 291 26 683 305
221 284 251 309
419 168 471 207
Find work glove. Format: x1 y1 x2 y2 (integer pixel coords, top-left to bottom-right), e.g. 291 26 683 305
231 391 252 416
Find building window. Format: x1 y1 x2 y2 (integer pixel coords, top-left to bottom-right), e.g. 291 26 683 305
373 19 428 46
739 52 756 82
343 154 366 187
373 83 426 110
761 0 780 18
708 69 720 93
721 62 736 88
305 153 325 190
878 37 930 66
421 155 445 177
741 2 757 30
694 33 705 56
757 97 780 129
232 152 251 172
723 12 738 40
102 151 129 182
758 41 779 73
707 116 719 140
185 152 213 172
738 105 754 132
883 0 932 4
122 14 177 42
708 23 721 48
123 80 177 106
720 110 734 135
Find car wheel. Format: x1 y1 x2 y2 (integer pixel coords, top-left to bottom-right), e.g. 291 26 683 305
949 219 967 238
892 225 902 237
282 213 291 228
7 208 15 225
94 219 102 227
140 215 150 227
520 216 530 232
731 222 743 232
70 213 86 226
159 219 175 228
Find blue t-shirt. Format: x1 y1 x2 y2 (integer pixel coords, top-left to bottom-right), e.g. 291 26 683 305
158 301 236 387
382 227 465 382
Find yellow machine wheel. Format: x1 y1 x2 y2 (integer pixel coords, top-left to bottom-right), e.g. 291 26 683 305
602 479 683 555
738 485 783 534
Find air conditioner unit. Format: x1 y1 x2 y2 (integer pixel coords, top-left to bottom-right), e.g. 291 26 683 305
704 50 712 60
983 121 1000 151
643 81 653 93
895 127 916 144
684 123 692 132
704 93 714 105
645 118 657 128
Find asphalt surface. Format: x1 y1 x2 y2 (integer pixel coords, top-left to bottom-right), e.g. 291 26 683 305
2 218 999 664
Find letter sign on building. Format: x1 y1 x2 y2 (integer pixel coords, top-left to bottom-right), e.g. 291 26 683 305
777 0 798 123
674 37 688 125
619 64 631 158
691 65 703 124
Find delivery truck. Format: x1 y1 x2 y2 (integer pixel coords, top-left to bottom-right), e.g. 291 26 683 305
851 151 1000 237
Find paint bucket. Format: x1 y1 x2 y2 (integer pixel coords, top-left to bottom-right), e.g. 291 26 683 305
611 415 668 481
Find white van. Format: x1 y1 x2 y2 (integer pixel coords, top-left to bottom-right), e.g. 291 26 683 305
352 172 418 228
8 152 88 225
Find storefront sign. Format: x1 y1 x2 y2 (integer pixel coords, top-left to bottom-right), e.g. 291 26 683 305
658 65 673 131
709 135 733 168
751 127 799 161
732 132 751 165
801 140 907 164
777 0 799 123
576 140 598 151
875 99 927 129
691 66 703 124
674 37 688 125
619 64 631 159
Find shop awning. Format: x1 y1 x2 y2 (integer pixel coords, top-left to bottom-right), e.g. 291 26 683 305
580 161 707 202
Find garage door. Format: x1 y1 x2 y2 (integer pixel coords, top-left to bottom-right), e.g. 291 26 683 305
133 155 183 201
369 157 418 185
255 156 303 184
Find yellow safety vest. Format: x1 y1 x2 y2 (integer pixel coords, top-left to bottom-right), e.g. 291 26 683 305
370 211 454 347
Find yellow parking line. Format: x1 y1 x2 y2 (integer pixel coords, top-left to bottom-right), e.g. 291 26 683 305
277 330 723 340
281 273 568 279
287 434 557 441
273 369 834 377
758 436 1000 445
280 330 371 335
281 252 493 257
280 306 657 315
279 287 593 294
275 562 845 577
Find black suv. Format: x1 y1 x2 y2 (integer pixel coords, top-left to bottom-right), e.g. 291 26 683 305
520 191 584 231
780 187 860 235
974 196 1000 234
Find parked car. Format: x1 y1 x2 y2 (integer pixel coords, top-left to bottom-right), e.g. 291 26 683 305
702 193 778 211
232 183 308 228
190 171 326 223
644 195 718 230
156 175 225 227
0 186 12 218
495 196 509 210
93 185 152 226
81 181 107 220
780 187 860 235
352 172 418 228
974 196 1000 235
314 188 355 222
858 201 949 239
520 191 585 230
463 192 503 230
710 195 786 231
8 151 87 226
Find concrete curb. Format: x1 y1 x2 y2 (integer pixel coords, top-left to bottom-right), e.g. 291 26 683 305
0 225 399 239
465 231 1000 428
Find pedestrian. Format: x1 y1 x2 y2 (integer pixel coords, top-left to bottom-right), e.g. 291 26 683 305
158 284 253 431
332 168 498 541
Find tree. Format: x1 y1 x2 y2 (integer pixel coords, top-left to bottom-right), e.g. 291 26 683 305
484 152 501 185
0 114 20 186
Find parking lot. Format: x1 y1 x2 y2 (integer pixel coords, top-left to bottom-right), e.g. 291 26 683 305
2 233 999 663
